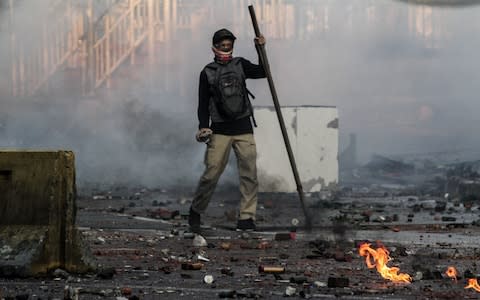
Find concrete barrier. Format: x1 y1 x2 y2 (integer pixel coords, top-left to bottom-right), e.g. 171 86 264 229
0 150 94 277
254 106 339 193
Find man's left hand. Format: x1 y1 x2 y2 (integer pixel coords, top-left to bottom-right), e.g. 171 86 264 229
254 35 266 46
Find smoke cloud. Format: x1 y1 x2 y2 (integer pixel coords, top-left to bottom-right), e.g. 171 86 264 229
1 0 480 189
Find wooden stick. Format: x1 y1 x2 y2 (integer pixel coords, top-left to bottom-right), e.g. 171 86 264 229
248 5 312 230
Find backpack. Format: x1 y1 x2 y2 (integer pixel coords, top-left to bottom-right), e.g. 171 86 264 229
205 58 255 124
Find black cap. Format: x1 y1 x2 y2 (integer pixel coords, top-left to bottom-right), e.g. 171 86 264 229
212 28 236 46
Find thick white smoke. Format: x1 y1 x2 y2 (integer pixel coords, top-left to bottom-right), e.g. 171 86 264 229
2 0 480 189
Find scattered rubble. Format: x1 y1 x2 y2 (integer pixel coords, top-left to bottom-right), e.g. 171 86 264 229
3 176 480 299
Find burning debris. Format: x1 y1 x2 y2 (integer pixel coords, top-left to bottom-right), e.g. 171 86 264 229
446 266 458 282
465 278 480 292
442 266 480 293
358 242 412 283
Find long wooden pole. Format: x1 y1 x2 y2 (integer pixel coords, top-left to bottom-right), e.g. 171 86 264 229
248 5 312 230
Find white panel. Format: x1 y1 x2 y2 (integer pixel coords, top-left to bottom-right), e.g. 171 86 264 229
254 106 338 193
254 107 297 192
296 107 338 192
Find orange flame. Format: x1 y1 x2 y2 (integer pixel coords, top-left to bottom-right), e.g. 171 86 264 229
445 266 458 282
358 242 412 283
465 278 480 292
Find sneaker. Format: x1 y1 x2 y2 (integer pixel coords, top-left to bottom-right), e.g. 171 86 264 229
236 218 256 231
188 207 201 233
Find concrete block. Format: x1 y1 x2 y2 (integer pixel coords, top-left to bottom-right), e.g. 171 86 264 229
0 150 95 276
254 106 339 193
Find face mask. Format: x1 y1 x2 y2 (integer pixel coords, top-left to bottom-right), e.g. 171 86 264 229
212 47 233 64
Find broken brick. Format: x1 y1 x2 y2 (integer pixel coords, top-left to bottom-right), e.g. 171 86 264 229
327 277 349 288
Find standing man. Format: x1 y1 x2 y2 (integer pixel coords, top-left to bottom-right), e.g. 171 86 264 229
189 28 266 233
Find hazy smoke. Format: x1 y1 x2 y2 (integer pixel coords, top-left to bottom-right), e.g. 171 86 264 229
2 0 480 189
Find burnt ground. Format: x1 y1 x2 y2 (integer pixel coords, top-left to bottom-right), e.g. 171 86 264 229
1 186 480 299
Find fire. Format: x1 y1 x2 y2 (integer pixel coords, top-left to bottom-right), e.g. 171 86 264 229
358 242 412 283
445 266 458 282
465 278 480 292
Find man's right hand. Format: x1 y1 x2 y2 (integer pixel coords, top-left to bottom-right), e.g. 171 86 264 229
196 128 213 143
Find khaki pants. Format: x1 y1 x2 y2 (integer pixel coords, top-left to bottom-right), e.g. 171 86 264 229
191 133 258 220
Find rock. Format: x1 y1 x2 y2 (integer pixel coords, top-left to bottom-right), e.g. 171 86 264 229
327 277 349 288
221 268 234 276
392 246 408 256
95 237 106 244
193 234 207 247
257 241 271 249
413 271 423 281
285 286 296 296
258 266 285 273
204 274 214 284
290 276 308 284
121 287 132 296
53 268 69 279
100 289 114 297
220 242 232 250
274 233 292 241
334 251 353 262
181 262 203 270
314 281 327 288
97 267 116 279
241 232 251 239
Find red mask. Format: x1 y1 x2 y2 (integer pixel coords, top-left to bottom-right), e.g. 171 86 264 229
212 47 233 64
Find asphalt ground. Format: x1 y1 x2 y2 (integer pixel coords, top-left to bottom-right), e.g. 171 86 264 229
1 188 480 299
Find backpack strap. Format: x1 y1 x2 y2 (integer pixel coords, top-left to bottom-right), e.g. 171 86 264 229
232 58 258 127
